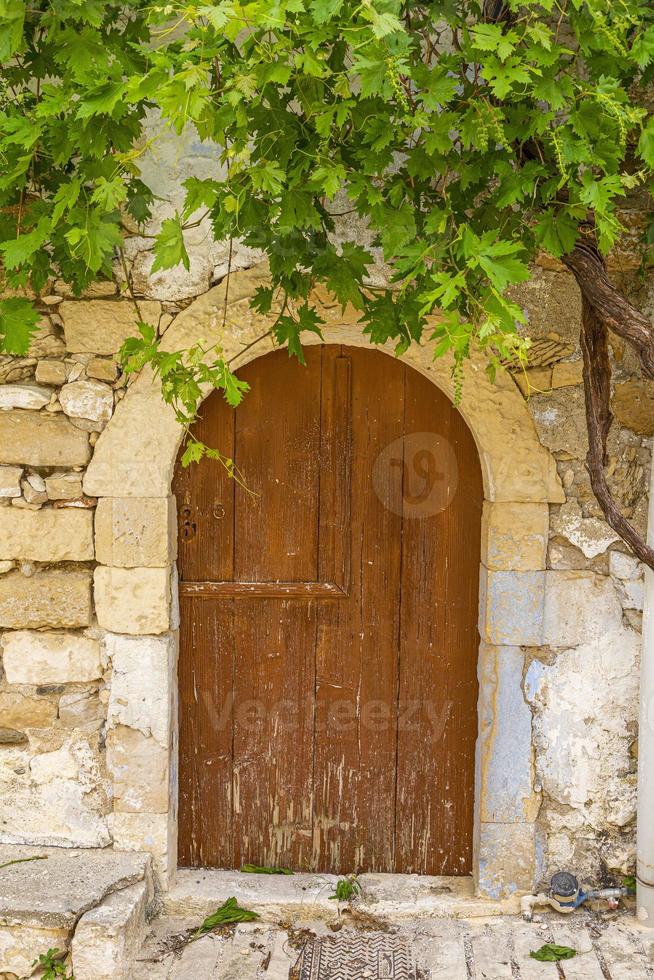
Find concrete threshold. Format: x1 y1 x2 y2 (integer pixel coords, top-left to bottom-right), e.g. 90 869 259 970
165 869 521 923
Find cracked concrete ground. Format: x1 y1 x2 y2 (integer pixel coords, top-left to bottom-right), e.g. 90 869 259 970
131 908 654 980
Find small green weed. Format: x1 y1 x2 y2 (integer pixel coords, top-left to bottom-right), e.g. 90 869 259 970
530 943 576 962
329 874 362 904
193 896 260 938
32 948 74 979
240 863 294 875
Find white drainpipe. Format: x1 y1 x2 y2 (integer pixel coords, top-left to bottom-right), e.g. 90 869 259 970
637 458 654 924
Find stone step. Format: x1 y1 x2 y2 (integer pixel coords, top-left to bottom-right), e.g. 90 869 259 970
71 880 151 980
0 844 152 976
165 870 520 923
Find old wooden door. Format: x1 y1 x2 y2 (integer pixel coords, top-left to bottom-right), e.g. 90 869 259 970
174 345 482 875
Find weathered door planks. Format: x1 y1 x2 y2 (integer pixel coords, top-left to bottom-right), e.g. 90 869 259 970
174 344 482 874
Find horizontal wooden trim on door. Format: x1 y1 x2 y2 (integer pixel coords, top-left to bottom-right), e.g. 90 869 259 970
178 580 348 598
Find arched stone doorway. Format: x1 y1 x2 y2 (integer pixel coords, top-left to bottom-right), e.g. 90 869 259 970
85 263 564 896
173 343 483 876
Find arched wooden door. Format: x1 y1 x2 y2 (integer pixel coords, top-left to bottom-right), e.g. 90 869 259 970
173 345 482 875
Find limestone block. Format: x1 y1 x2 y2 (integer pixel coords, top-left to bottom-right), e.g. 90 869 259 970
543 570 623 647
45 471 83 500
551 360 583 389
84 388 182 498
0 728 28 744
95 496 177 568
615 577 644 611
0 923 70 977
0 411 90 466
530 386 588 459
0 383 52 410
612 379 654 436
23 472 47 504
1 631 101 684
110 811 176 883
479 569 545 646
106 633 177 744
59 690 104 729
107 725 169 812
477 646 538 823
510 267 581 345
0 691 57 728
94 566 171 634
86 357 119 382
0 736 110 847
61 299 161 354
0 569 92 628
609 551 642 580
550 499 619 559
513 366 551 398
0 464 22 497
59 380 113 425
481 502 548 571
71 881 149 980
0 507 93 561
476 822 537 898
525 627 639 829
28 317 66 359
36 359 67 385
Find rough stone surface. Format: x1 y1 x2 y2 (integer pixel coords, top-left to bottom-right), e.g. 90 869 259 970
551 359 583 388
477 645 538 824
0 691 57 729
525 624 640 876
35 359 67 385
479 569 545 646
476 822 537 898
61 299 162 354
551 499 620 558
95 496 177 567
530 386 588 458
59 690 104 729
0 569 92 628
110 811 176 881
59 380 114 425
0 507 93 561
72 881 150 980
106 633 176 745
0 465 22 498
94 566 172 634
543 570 623 647
1 631 101 685
613 379 654 436
46 470 84 500
0 737 111 848
86 357 119 382
0 384 52 410
107 725 169 813
0 411 90 466
0 922 69 977
0 844 150 927
481 502 548 570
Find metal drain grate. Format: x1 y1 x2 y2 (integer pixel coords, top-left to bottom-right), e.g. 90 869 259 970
295 932 417 980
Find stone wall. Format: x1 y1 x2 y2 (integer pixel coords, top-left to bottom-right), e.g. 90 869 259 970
0 289 177 871
0 185 650 893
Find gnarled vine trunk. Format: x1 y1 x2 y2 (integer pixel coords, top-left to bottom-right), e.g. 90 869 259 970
562 242 654 569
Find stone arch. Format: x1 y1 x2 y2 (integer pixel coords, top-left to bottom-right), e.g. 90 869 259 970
87 264 563 896
85 263 562 503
